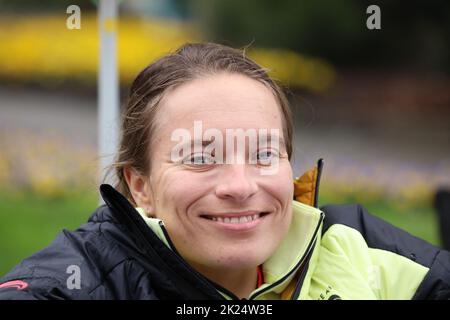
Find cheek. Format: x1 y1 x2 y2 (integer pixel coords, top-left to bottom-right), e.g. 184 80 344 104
152 170 208 220
151 172 214 257
263 163 294 206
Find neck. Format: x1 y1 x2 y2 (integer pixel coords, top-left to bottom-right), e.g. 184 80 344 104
190 263 258 299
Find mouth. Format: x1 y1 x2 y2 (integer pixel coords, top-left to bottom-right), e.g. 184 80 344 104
199 211 271 230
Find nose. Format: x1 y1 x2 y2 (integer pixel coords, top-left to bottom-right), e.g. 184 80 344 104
215 165 258 202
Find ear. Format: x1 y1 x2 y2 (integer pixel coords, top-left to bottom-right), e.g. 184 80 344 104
123 167 155 217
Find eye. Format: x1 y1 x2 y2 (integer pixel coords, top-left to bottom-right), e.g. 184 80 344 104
183 152 215 165
256 149 279 166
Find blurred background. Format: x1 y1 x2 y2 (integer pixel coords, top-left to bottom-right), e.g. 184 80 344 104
1 0 449 276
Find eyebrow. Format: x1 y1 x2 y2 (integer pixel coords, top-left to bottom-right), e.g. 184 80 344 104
173 134 286 152
177 139 216 150
257 134 285 147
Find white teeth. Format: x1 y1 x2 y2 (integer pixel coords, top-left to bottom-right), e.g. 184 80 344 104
239 216 248 223
208 214 262 223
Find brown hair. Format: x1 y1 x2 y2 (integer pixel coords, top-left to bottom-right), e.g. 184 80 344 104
113 42 293 204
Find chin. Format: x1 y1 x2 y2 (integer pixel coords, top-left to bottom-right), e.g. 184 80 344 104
206 247 272 270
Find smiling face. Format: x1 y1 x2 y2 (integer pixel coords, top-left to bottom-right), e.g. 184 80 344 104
129 72 294 273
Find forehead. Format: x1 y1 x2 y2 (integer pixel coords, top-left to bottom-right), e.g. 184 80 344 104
155 73 283 132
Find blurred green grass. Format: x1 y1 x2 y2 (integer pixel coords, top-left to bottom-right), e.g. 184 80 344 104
0 190 97 277
0 190 441 277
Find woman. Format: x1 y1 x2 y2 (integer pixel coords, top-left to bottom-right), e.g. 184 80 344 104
1 43 449 300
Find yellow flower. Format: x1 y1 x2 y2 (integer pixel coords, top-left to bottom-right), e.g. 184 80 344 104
0 15 335 92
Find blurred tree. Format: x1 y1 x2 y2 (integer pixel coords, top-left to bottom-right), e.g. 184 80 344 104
185 0 450 73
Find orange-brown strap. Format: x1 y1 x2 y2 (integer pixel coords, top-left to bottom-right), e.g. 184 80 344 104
294 159 323 208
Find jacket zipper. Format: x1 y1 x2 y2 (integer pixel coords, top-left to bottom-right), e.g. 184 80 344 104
158 222 241 300
248 212 324 300
314 159 324 208
290 239 317 299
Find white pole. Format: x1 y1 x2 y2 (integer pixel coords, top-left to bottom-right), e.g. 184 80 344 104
98 0 119 193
